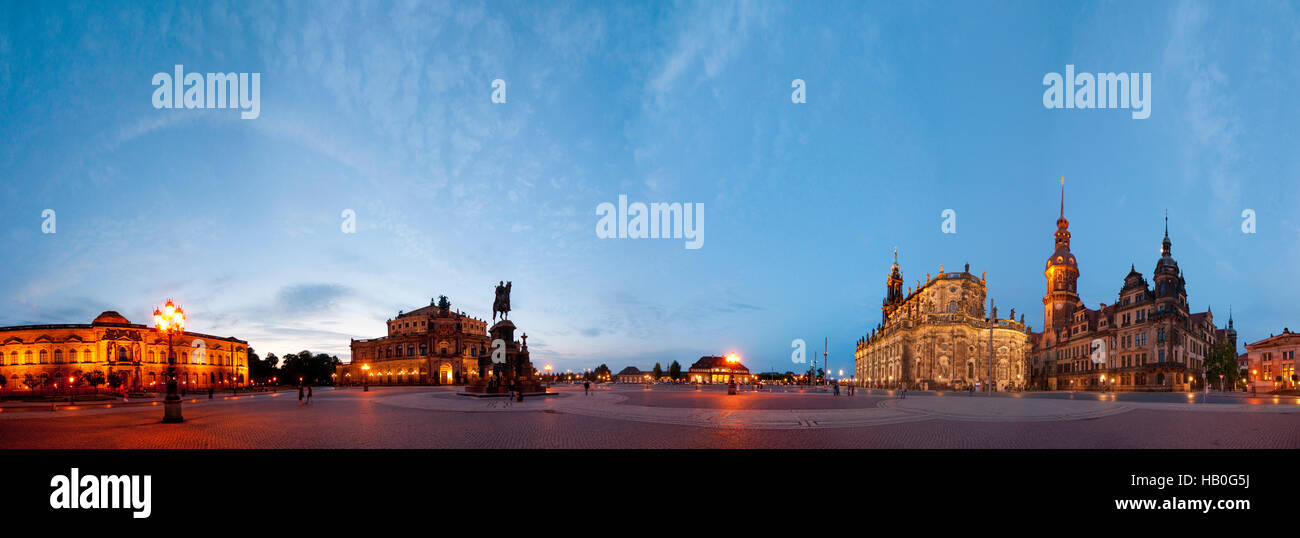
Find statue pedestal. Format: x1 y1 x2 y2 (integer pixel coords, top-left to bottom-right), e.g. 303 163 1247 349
458 319 553 397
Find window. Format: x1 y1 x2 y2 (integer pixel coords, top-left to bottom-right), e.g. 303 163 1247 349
69 349 77 363
1158 350 1165 362
54 349 63 363
39 350 48 364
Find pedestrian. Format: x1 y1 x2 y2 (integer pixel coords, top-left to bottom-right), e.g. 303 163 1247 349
307 385 313 405
584 380 590 396
208 386 214 400
298 385 304 405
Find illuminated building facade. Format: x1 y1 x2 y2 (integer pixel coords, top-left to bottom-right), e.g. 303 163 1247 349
341 297 490 385
0 311 249 391
1244 329 1299 391
855 254 1032 391
1032 187 1232 391
687 356 753 384
615 366 653 384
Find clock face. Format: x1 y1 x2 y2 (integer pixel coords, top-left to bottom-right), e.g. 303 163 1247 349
1090 338 1107 364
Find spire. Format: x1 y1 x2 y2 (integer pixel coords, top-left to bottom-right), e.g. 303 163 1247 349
1054 176 1071 249
1059 175 1065 219
1161 211 1172 257
1229 306 1234 329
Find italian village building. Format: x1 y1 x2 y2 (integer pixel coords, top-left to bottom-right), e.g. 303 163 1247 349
687 356 753 384
1032 188 1235 391
340 297 490 386
855 253 1032 391
0 311 249 392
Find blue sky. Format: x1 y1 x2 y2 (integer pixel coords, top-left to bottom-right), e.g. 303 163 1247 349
1 1 1297 375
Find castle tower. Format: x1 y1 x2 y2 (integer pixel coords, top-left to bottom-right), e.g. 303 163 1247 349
1043 178 1080 333
882 249 905 320
1152 213 1187 314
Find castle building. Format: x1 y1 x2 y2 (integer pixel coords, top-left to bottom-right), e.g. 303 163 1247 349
855 253 1032 391
0 311 249 391
1032 186 1233 391
341 297 490 385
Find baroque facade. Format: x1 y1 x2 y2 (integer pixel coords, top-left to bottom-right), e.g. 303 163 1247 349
0 311 249 391
1032 187 1233 391
855 254 1032 391
341 297 490 385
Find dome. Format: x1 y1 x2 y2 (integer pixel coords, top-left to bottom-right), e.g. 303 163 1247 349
91 311 131 325
1044 248 1077 271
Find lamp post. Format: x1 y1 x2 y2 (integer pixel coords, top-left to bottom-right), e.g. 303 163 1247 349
725 352 740 395
544 364 552 389
361 364 370 391
68 376 75 404
153 299 186 423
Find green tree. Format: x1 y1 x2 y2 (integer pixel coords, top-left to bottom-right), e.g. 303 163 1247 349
669 360 682 380
106 372 124 392
84 371 105 394
0 373 6 397
652 363 663 380
1205 340 1239 390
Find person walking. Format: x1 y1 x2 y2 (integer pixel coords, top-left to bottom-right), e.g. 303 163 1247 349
307 385 313 405
208 386 214 400
583 380 591 396
298 384 304 405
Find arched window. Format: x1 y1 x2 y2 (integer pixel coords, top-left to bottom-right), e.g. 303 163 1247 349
407 345 414 357
39 350 48 363
68 349 77 363
946 301 958 313
24 350 32 364
82 349 92 362
54 349 63 363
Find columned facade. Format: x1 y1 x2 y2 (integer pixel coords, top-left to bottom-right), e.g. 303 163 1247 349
341 297 490 386
856 254 1032 391
0 311 249 392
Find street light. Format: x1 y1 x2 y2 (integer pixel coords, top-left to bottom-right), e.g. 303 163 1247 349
153 299 186 423
544 364 552 389
68 376 75 404
725 352 740 395
361 364 370 391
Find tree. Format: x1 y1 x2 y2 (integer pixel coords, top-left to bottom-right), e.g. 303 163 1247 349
106 372 124 392
591 364 612 382
669 360 682 380
0 374 6 397
652 363 663 381
84 371 105 394
1205 340 1239 391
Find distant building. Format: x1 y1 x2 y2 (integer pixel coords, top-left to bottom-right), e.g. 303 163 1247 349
615 366 652 383
342 297 490 385
1244 328 1299 391
687 356 752 384
0 311 248 391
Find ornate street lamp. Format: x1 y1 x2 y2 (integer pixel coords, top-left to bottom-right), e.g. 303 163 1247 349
153 299 186 423
361 364 370 391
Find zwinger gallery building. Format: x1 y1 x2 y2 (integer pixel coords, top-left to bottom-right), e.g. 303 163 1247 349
0 310 249 391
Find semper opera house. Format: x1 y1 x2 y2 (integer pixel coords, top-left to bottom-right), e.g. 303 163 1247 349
855 253 1033 391
340 297 490 386
0 310 249 390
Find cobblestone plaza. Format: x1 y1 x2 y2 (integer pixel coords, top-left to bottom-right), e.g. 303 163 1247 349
3 385 1296 449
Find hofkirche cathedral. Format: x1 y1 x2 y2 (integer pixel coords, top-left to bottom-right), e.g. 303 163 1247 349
856 185 1236 392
